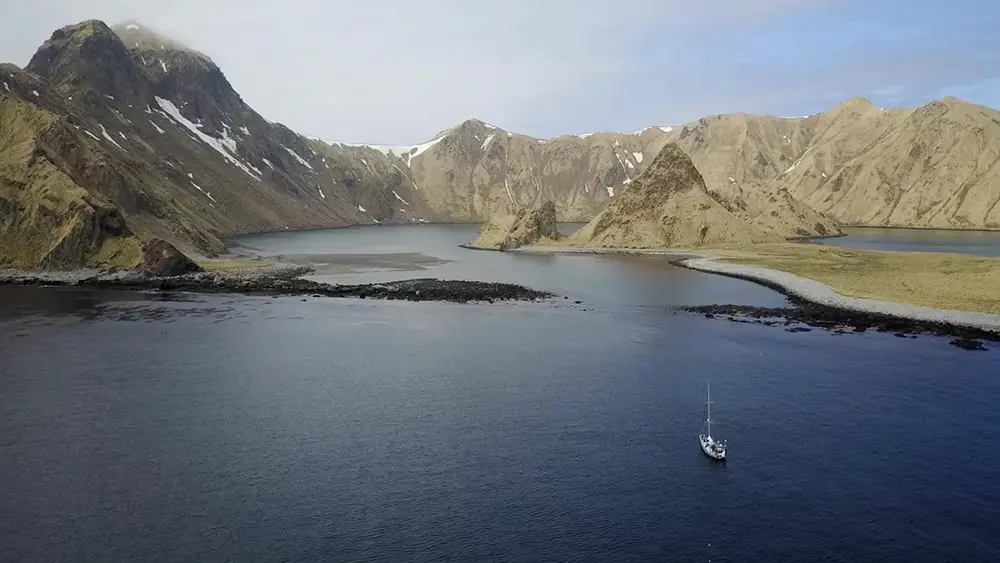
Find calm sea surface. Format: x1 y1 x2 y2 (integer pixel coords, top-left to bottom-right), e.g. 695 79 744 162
1 225 998 562
814 226 1000 257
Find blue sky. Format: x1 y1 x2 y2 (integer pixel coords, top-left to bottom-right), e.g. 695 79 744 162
4 0 998 144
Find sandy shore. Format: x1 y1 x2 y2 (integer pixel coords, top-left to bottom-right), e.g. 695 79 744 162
680 257 1000 333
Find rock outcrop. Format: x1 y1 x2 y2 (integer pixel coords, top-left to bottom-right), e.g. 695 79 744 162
569 144 781 248
139 238 202 276
473 200 560 250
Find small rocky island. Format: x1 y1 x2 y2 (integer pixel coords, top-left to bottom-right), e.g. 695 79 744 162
471 200 561 250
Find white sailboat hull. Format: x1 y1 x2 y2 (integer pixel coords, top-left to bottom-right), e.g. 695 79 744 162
700 383 726 460
699 433 726 460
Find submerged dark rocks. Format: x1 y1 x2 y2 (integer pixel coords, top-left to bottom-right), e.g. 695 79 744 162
950 338 988 351
684 300 998 349
0 267 554 304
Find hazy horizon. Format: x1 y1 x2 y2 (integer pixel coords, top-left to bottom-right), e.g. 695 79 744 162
3 0 998 145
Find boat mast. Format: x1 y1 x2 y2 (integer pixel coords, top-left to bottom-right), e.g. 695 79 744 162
706 382 712 438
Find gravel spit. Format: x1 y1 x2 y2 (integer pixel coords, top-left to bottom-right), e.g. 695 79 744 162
681 257 1000 334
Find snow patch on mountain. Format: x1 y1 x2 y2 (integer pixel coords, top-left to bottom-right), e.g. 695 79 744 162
632 125 674 135
190 181 217 203
283 147 314 171
481 133 496 151
407 135 447 161
333 133 447 167
99 124 125 151
155 97 259 180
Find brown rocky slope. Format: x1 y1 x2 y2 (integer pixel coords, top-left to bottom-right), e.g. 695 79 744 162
660 96 1000 232
568 143 781 248
771 97 1000 229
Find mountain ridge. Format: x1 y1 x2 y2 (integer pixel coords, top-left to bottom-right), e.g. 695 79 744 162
3 18 1000 269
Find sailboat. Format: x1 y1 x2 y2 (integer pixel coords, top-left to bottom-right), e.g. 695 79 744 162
699 382 727 460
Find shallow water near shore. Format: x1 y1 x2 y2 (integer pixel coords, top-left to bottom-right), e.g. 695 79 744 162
2 225 1000 562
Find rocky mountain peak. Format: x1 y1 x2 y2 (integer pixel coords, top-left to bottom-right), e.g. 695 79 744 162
568 143 781 248
425 118 508 159
108 21 245 140
638 143 709 196
825 95 877 120
449 118 505 142
932 96 981 114
839 95 875 108
938 95 966 106
26 19 150 104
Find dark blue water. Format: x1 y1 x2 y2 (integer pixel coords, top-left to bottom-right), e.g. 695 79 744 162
816 227 1000 257
2 226 999 562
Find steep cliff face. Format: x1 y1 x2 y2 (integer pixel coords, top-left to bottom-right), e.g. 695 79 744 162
569 144 780 248
472 200 560 250
0 74 142 269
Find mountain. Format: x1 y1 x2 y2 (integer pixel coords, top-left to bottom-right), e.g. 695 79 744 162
660 95 1000 232
4 20 405 267
653 112 841 238
771 97 1000 229
310 121 677 222
4 18 999 270
568 144 781 248
2 19 704 269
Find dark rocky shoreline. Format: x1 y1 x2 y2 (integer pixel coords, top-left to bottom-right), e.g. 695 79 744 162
682 300 996 351
0 267 554 304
